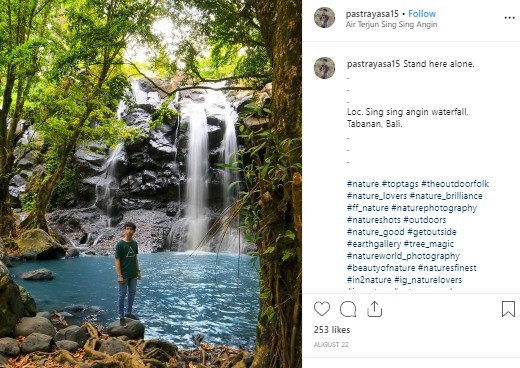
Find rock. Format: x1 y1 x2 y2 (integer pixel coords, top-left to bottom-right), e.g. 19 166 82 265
86 141 108 154
15 229 66 260
10 174 26 187
18 286 37 315
9 174 26 207
99 337 132 355
0 353 9 366
18 157 34 170
148 129 176 159
206 114 226 128
75 147 106 167
65 245 80 258
51 229 81 259
20 332 52 354
128 152 162 172
0 337 20 356
166 201 182 217
207 124 224 149
0 263 35 337
21 268 54 280
131 79 161 112
0 241 8 265
103 145 130 180
178 88 206 103
36 311 52 320
124 109 152 140
56 340 79 352
106 319 145 340
55 325 88 346
14 317 56 338
209 147 223 166
8 185 24 208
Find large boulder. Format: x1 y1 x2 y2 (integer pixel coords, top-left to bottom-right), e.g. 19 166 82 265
21 268 54 280
106 319 145 340
14 317 56 338
55 325 88 346
15 229 66 260
0 262 36 337
20 332 52 354
56 340 79 352
0 337 20 356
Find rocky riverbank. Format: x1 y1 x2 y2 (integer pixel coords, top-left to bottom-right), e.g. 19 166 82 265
0 315 253 368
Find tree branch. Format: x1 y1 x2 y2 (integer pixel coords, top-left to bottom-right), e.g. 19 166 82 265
126 59 269 96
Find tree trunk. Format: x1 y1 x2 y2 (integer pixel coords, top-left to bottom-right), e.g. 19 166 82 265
250 1 302 367
0 73 18 238
20 124 84 231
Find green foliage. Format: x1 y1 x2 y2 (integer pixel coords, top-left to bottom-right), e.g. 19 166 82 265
157 0 271 85
221 101 301 265
50 163 83 209
260 305 276 321
21 192 37 212
151 101 179 129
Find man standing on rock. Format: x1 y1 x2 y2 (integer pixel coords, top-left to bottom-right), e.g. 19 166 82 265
115 221 141 327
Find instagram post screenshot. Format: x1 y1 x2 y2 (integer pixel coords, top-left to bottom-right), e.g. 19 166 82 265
2 0 520 367
0 1 300 368
304 0 520 367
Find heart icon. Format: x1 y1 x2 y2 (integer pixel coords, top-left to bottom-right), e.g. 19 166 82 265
314 301 330 316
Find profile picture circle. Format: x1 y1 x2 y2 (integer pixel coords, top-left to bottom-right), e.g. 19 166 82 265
314 57 335 79
314 7 335 28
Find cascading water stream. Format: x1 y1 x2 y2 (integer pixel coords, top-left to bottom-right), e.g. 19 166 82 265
184 104 209 251
218 96 243 253
166 87 245 252
95 143 124 227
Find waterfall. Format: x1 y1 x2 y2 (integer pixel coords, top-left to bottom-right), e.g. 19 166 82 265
218 97 243 253
116 99 127 120
184 104 209 251
95 143 124 227
164 86 245 253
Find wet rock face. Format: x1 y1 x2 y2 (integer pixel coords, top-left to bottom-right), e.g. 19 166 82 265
32 80 253 253
48 208 173 255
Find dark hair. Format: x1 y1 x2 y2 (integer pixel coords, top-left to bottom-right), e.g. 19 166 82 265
124 222 136 230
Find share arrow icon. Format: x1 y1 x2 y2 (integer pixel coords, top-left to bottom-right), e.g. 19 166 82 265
367 301 383 317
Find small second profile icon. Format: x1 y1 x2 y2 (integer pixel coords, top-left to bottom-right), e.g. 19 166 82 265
314 57 335 79
314 7 335 28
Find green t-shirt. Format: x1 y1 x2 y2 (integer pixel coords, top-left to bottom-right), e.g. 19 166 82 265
115 239 139 279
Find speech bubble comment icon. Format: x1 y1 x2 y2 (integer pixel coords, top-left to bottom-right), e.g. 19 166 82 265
340 301 357 317
314 301 330 316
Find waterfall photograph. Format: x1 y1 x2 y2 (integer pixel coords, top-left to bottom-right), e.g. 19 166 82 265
0 1 301 367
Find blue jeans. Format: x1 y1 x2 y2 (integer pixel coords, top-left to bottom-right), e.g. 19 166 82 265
118 277 137 318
